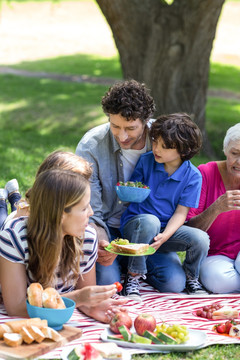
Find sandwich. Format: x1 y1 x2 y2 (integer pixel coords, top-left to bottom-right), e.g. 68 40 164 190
91 342 122 359
212 306 239 320
111 242 149 255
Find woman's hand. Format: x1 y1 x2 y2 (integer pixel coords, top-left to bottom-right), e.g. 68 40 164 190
79 297 128 323
70 284 118 308
215 190 240 212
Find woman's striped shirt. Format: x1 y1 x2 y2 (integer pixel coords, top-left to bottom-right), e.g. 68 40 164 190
0 217 98 293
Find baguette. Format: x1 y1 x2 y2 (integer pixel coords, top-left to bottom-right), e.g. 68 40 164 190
111 242 149 255
19 326 35 344
0 324 12 339
212 306 239 320
3 333 23 347
25 325 45 343
5 318 47 333
41 326 63 342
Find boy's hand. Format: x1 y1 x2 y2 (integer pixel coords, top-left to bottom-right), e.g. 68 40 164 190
152 233 168 250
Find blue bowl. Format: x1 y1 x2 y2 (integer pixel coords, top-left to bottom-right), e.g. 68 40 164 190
26 297 75 330
115 185 151 203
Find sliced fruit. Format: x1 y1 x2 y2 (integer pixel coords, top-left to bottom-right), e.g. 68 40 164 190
118 325 132 341
130 333 152 344
107 334 125 341
84 343 102 360
67 347 85 360
143 330 164 344
156 332 178 344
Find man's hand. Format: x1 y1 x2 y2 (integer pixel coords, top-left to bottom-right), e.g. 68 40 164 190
98 239 117 266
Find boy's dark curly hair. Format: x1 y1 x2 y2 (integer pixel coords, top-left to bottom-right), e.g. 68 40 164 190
101 79 156 123
149 113 202 161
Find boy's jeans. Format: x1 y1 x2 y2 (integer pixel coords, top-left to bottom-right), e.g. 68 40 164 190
122 214 210 292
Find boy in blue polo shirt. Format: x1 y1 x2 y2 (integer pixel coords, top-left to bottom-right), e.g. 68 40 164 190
120 113 210 301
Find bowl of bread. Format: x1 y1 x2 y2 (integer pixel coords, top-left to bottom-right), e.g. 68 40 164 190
26 283 75 330
115 181 151 203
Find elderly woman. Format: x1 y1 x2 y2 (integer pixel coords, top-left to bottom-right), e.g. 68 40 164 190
187 123 240 293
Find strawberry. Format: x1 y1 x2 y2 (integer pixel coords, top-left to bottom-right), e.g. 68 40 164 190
225 320 233 334
114 281 123 292
215 323 226 333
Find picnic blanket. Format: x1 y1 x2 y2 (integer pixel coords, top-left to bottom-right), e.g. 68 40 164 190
0 282 240 358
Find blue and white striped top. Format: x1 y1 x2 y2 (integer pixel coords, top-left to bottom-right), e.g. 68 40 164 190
0 217 98 294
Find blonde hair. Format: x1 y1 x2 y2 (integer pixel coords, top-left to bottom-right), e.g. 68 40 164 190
27 169 89 288
26 150 92 200
36 150 92 179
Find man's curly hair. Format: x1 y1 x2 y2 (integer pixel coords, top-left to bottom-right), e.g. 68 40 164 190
101 79 156 123
149 113 202 161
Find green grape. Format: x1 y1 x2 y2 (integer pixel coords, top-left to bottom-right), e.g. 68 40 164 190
112 238 129 245
156 323 189 344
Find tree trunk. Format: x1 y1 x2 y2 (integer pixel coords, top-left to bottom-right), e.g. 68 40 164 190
96 0 225 156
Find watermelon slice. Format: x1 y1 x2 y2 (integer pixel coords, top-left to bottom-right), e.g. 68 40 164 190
118 325 132 341
143 330 164 344
107 334 125 341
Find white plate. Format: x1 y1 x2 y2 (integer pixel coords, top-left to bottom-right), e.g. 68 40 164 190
100 328 207 352
60 344 131 360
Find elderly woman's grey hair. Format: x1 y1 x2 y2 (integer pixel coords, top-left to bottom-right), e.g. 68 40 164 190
223 123 240 153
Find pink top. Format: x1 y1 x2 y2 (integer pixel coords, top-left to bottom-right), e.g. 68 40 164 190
187 161 240 259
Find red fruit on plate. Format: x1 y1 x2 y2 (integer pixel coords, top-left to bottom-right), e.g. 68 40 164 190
216 323 226 333
114 282 123 292
134 313 156 336
225 321 233 334
109 311 132 334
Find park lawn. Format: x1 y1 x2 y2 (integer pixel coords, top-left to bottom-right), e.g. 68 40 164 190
0 53 239 190
0 24 240 360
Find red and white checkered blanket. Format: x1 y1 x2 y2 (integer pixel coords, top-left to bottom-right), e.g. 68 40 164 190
1 282 240 358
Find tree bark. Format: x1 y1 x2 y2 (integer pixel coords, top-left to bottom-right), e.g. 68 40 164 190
96 0 225 157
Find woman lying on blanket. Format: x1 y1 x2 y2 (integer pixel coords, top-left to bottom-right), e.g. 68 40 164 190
187 123 240 293
0 166 127 322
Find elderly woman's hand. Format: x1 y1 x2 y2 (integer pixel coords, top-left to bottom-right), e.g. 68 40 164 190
215 190 240 212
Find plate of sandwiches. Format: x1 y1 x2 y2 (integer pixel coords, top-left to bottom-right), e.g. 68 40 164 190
105 239 156 257
61 341 131 360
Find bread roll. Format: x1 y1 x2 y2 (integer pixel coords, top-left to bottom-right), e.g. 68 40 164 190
3 333 23 347
27 283 43 307
42 288 66 309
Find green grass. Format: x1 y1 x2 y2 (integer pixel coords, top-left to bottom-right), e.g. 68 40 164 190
9 54 122 79
0 7 240 357
0 55 240 191
0 74 109 191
